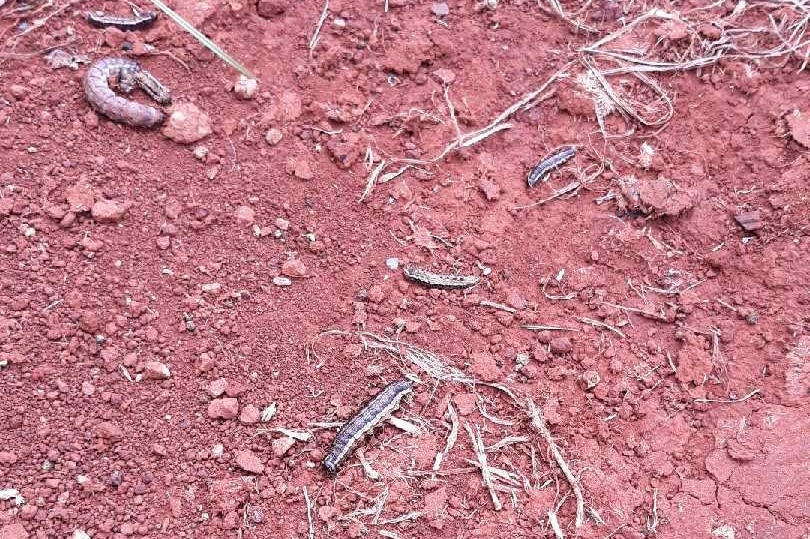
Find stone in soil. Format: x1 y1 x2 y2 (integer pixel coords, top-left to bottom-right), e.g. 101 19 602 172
0 522 28 539
549 337 573 354
265 128 283 145
234 205 256 226
144 361 170 380
786 109 810 147
207 398 239 420
239 404 261 424
281 258 308 277
209 477 252 514
162 102 212 144
233 75 258 99
469 351 500 382
735 210 763 232
65 183 95 213
235 450 264 474
208 378 228 397
91 198 126 222
272 436 295 457
94 421 124 441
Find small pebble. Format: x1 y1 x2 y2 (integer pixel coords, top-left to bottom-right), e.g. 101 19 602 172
272 436 295 457
273 276 292 286
385 257 399 270
281 258 308 277
265 128 283 145
431 2 449 16
211 444 224 459
233 75 258 99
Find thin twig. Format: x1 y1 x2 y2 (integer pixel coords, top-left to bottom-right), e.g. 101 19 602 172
522 324 580 332
580 317 626 338
479 300 517 313
548 509 565 539
694 388 761 404
527 399 585 528
463 422 502 511
359 158 386 203
432 400 460 475
148 0 254 78
511 181 581 210
303 486 315 539
309 0 329 51
601 301 671 322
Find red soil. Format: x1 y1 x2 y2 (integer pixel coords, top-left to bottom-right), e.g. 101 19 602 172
1 0 809 538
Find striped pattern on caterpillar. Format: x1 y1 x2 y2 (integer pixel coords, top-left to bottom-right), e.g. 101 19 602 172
403 266 480 290
324 380 412 475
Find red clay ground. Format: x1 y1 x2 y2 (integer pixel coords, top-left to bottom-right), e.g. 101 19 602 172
1 0 809 538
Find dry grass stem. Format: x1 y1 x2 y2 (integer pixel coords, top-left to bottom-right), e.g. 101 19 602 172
432 401 460 474
309 0 329 52
522 324 581 332
527 399 585 528
148 0 255 78
443 85 464 145
646 488 659 534
358 450 381 480
477 398 517 426
388 416 420 434
601 301 671 322
378 165 413 184
363 66 573 199
379 512 423 525
486 436 530 452
269 427 312 441
548 509 565 539
542 0 598 33
580 317 626 338
479 300 517 313
303 486 315 539
694 388 761 404
511 181 581 210
464 422 503 511
359 158 387 203
360 332 475 384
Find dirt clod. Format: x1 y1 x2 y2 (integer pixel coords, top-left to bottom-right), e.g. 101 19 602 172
162 102 213 144
208 398 239 420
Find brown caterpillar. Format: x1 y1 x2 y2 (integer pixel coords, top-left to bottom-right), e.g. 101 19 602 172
324 380 412 475
528 146 577 187
83 58 171 128
86 9 157 30
403 266 480 290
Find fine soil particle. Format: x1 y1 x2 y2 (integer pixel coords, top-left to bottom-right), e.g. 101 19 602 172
1 1 809 538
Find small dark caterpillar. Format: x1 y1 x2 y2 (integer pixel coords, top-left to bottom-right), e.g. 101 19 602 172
86 9 158 30
403 266 480 290
324 380 412 475
528 146 577 187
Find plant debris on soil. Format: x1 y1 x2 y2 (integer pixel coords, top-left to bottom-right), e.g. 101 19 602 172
1 0 809 538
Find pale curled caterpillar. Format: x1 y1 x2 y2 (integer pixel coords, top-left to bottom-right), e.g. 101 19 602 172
86 9 158 30
83 58 171 128
528 146 577 187
324 380 412 475
403 266 480 290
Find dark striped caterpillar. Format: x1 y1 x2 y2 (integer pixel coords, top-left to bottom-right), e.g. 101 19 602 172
86 9 158 30
528 146 577 187
403 266 480 290
83 57 171 128
324 380 412 475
